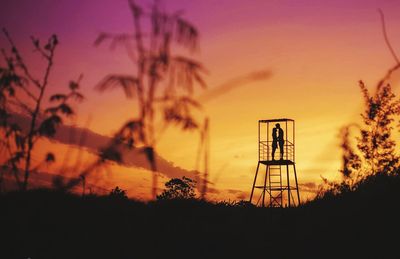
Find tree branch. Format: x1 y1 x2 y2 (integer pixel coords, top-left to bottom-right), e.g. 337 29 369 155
378 9 400 64
2 28 41 89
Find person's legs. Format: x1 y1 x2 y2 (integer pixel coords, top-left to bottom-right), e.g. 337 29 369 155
272 141 277 160
279 141 284 159
272 146 276 160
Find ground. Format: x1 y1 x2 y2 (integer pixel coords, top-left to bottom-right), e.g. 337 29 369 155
1 174 400 259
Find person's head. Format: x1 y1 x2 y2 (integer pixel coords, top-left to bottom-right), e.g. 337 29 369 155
275 123 280 128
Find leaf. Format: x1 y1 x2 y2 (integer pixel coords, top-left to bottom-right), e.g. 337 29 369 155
96 75 139 98
172 56 207 93
99 146 122 163
174 56 205 71
45 107 58 114
14 134 25 149
49 94 67 102
123 120 143 130
94 32 109 47
38 115 62 137
69 81 79 91
163 97 201 128
175 17 198 50
128 0 142 17
94 32 134 49
58 103 74 116
30 36 40 48
46 152 55 163
182 117 198 130
117 119 145 146
194 72 206 89
178 96 201 108
110 34 135 50
52 34 58 46
163 105 198 130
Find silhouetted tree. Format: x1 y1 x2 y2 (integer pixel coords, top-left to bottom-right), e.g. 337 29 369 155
157 176 196 200
94 0 206 199
338 81 400 191
0 29 84 191
335 10 400 193
357 80 400 174
109 186 128 200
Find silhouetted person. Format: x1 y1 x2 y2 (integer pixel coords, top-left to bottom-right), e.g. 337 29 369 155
277 124 284 159
272 123 284 160
272 127 278 160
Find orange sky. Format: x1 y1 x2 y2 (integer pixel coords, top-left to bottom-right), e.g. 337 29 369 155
2 0 400 201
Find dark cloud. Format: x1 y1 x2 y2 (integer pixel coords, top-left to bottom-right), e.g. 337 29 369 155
206 187 220 194
236 193 247 200
299 182 318 194
9 113 204 182
227 189 243 194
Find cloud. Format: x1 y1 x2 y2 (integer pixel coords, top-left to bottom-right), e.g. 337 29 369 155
9 113 204 182
227 188 247 200
227 189 243 194
299 182 319 194
236 193 247 200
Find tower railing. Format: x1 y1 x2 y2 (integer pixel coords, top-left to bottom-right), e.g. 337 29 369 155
259 140 294 162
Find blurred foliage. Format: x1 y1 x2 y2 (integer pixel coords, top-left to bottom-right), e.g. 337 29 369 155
0 29 83 191
94 0 207 199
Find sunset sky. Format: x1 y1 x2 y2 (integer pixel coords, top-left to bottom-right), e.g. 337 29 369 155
2 0 400 201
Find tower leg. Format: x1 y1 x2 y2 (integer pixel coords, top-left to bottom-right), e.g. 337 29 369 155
262 165 268 207
249 162 260 203
286 164 291 208
293 163 301 206
279 165 283 208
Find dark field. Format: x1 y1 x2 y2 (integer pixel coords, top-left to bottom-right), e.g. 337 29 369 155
1 173 400 259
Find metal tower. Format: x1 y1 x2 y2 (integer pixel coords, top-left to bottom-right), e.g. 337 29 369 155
249 119 300 207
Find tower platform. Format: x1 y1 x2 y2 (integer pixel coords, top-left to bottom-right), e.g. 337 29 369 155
260 159 294 166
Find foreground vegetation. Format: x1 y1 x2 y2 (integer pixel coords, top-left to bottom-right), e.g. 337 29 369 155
1 172 400 259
